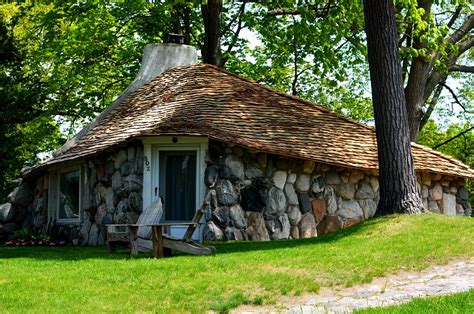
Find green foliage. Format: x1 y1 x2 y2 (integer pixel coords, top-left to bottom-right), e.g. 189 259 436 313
0 215 473 312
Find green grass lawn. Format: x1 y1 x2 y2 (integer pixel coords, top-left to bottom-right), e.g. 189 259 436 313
0 214 473 313
357 288 474 313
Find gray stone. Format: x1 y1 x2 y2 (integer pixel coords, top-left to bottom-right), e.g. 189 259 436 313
203 221 224 241
287 173 297 184
2 222 19 234
266 187 287 216
111 171 122 192
114 149 128 169
88 224 100 246
273 170 287 189
80 216 92 244
212 206 230 227
336 183 356 200
8 184 33 207
369 176 379 193
325 172 341 185
287 205 302 225
295 174 310 192
298 193 311 214
349 170 365 184
120 161 135 176
0 203 16 223
428 201 440 214
216 180 239 206
95 204 108 224
105 160 115 178
224 154 244 180
442 193 456 216
205 165 218 187
128 192 143 213
336 200 364 219
431 184 443 201
105 188 116 212
127 146 136 161
324 186 338 215
463 202 472 216
422 185 429 199
245 165 264 180
284 183 299 205
123 175 142 193
355 182 375 200
311 175 325 195
456 204 465 215
113 201 128 223
299 213 317 238
229 204 246 228
358 199 377 219
458 187 469 201
225 226 245 241
265 215 291 240
246 212 270 241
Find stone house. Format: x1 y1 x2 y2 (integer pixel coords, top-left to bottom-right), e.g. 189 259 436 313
1 43 473 244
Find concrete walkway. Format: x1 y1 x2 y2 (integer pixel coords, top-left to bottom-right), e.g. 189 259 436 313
235 259 474 313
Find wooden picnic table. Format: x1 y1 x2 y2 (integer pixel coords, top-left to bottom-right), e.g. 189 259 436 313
127 222 198 258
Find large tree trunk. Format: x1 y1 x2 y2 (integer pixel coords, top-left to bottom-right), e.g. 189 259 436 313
201 0 223 67
363 0 422 215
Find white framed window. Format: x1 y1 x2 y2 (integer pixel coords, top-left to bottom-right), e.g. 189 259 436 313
48 165 83 224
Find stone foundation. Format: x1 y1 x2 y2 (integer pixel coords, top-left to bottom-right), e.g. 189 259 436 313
201 140 471 241
0 139 471 244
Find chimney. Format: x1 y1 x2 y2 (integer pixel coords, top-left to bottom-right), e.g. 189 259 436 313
55 42 198 156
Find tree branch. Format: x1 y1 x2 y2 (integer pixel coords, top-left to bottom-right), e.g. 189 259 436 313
267 2 337 17
439 82 466 111
446 5 462 29
446 13 474 44
433 126 474 149
448 64 474 73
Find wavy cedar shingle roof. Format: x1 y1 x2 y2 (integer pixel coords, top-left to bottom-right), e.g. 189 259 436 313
42 64 474 178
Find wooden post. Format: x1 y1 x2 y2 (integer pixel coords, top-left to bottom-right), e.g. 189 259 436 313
152 225 164 258
129 226 138 255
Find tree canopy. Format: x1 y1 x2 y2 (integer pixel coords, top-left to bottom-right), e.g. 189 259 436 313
0 0 472 203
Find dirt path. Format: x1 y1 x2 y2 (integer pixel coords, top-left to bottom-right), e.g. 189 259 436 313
234 259 474 313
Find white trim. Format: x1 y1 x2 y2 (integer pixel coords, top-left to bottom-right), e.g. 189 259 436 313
141 136 208 240
49 164 84 225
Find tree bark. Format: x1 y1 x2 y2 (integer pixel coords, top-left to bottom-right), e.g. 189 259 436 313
201 0 223 67
363 0 422 215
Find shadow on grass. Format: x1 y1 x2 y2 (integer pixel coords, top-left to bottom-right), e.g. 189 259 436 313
0 216 392 261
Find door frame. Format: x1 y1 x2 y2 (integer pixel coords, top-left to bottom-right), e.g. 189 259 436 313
141 136 208 240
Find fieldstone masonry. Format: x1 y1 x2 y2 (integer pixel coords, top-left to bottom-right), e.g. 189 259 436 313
201 140 472 242
0 140 471 244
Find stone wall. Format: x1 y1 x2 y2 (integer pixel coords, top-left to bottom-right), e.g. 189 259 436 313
201 140 471 242
0 139 471 244
0 143 144 244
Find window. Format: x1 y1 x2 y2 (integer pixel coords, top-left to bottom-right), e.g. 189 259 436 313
58 169 81 221
159 150 197 221
49 166 82 224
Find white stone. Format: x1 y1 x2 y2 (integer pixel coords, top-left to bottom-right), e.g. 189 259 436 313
273 170 287 189
324 186 338 215
224 154 244 180
369 176 379 193
295 174 310 192
266 187 287 216
287 173 297 184
442 193 456 216
358 199 377 219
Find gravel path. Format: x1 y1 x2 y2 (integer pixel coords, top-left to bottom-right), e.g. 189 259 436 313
235 259 474 313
